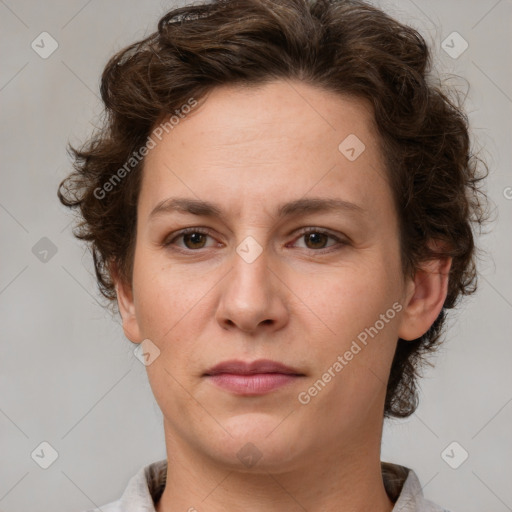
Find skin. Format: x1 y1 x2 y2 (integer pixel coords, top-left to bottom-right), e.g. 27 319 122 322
114 80 451 512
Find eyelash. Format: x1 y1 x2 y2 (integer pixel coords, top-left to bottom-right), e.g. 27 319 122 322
162 227 348 254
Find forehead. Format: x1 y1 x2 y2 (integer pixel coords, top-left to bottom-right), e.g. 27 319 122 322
138 80 392 222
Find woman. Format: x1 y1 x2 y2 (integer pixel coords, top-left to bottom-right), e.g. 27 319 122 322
58 0 487 510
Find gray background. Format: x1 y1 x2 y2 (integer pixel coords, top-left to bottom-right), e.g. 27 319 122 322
1 0 511 511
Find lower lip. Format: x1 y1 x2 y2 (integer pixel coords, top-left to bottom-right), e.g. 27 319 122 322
206 373 301 395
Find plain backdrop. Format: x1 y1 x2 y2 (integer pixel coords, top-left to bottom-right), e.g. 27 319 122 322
1 0 511 511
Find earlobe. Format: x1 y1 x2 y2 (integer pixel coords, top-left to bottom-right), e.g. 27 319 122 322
398 255 452 341
112 264 142 344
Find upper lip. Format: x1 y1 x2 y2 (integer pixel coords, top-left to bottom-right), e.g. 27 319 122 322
204 359 304 376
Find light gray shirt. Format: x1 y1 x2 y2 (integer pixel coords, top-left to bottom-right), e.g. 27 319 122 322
84 459 451 512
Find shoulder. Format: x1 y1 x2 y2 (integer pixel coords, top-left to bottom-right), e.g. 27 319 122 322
80 459 167 512
382 461 452 512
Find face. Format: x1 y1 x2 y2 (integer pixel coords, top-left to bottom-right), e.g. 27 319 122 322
116 80 446 472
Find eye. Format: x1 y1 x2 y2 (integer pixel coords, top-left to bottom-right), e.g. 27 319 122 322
163 227 348 253
163 228 219 250
289 227 347 251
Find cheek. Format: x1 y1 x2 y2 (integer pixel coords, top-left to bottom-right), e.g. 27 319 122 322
132 253 182 339
302 268 400 423
133 280 168 338
131 252 214 366
299 258 402 404
300 260 398 339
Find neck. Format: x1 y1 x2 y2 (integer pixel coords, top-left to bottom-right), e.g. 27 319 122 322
155 419 394 512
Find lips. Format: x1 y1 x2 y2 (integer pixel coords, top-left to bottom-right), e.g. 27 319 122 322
203 359 305 395
204 359 304 376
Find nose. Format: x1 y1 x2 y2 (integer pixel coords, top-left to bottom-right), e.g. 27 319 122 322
215 244 289 334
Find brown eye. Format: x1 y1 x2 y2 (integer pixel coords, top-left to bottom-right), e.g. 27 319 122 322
163 228 216 251
182 232 208 249
291 228 345 252
303 232 330 249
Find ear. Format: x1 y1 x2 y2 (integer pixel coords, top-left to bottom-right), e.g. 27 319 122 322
398 247 452 341
111 262 142 344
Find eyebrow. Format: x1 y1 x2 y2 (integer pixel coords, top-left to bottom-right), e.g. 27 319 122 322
149 196 365 221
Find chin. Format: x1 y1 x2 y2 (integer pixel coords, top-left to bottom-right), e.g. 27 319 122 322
202 414 304 472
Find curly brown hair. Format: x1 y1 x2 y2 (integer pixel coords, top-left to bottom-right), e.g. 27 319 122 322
58 0 489 418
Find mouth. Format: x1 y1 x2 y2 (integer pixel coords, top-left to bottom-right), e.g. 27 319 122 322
204 359 304 376
203 359 305 396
